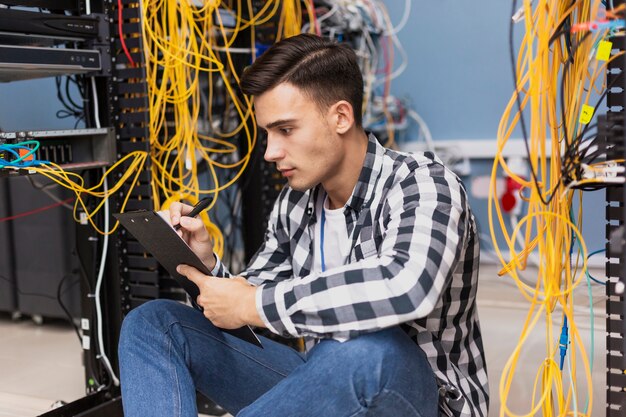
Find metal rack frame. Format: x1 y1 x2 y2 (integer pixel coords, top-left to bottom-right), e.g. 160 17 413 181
606 2 626 414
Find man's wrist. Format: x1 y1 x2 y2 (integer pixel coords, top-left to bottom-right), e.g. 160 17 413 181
204 253 217 272
243 285 265 328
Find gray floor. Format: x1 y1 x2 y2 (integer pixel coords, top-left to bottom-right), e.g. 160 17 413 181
0 264 608 417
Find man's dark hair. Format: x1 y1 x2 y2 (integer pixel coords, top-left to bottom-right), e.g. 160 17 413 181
240 34 364 128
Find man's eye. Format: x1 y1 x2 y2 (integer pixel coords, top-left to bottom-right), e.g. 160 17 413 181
280 128 292 135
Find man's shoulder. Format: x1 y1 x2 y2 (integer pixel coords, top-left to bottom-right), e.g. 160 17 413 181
381 146 453 180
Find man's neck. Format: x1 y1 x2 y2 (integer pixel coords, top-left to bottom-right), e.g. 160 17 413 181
324 130 368 210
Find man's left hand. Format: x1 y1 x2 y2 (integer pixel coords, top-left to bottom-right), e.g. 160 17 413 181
176 264 265 329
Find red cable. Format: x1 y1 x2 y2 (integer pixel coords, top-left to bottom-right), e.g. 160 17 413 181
0 198 75 223
310 0 321 36
118 0 136 66
383 35 393 101
376 33 390 75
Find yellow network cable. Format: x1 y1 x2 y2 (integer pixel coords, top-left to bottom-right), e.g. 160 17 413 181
276 0 302 41
19 150 148 235
489 0 618 415
139 1 314 258
1 2 314 243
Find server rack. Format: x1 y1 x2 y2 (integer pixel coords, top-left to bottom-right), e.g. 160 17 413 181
606 4 626 413
0 177 17 314
9 176 81 320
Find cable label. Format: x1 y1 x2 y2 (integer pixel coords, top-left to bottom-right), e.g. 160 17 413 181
596 40 612 61
579 104 594 125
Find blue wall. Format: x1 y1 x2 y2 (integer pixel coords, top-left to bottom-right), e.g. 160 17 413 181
385 1 518 140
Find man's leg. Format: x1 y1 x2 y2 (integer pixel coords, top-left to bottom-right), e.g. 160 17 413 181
118 299 305 417
238 327 439 417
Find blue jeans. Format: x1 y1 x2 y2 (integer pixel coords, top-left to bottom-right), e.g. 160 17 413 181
118 299 438 417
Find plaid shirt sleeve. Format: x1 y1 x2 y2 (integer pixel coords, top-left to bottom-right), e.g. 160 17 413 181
233 187 295 283
254 163 468 340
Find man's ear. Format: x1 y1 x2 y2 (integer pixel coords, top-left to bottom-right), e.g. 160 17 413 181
329 100 355 134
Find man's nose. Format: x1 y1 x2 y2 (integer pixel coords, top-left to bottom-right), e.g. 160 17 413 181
264 135 285 162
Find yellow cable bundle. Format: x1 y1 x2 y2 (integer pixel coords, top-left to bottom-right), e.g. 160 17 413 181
140 1 315 258
276 0 303 41
489 0 615 415
23 150 148 235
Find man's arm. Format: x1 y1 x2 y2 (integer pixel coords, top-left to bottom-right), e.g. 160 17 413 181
255 165 469 340
176 267 267 329
176 187 295 328
168 191 293 281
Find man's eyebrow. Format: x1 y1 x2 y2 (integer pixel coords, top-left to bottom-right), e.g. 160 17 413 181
262 119 297 130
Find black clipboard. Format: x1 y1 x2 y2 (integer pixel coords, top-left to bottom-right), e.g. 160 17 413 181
113 210 262 348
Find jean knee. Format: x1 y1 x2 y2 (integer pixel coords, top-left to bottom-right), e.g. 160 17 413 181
119 299 180 351
311 327 432 389
331 328 408 366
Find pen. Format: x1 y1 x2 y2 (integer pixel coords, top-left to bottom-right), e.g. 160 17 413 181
173 198 211 231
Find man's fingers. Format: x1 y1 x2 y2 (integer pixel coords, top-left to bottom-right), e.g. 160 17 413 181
179 217 211 241
169 201 195 227
232 276 248 285
176 264 207 286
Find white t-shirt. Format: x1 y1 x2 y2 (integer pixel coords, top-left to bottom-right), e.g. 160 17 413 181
313 196 351 272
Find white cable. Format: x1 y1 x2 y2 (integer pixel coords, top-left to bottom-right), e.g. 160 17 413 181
387 32 408 81
384 0 411 36
317 3 339 26
91 77 101 129
406 109 434 151
372 31 408 86
211 46 256 54
94 169 119 386
90 77 120 386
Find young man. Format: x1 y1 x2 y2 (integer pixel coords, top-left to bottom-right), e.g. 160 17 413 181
118 34 488 417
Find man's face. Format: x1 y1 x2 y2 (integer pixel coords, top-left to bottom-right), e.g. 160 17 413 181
254 83 343 191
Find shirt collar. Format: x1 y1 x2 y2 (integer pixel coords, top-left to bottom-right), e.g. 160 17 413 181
305 132 384 218
345 132 384 213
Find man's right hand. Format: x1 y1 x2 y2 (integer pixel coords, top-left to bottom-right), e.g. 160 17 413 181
168 201 216 271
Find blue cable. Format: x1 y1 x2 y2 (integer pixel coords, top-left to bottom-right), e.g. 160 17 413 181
320 209 326 272
559 316 569 371
586 249 606 286
0 141 48 168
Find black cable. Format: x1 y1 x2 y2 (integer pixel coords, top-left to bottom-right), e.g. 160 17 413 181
55 75 85 123
510 0 552 206
561 125 598 178
57 273 82 344
27 175 62 190
55 76 78 113
563 15 574 64
559 31 592 153
65 76 82 110
73 234 102 388
0 273 78 301
509 1 617 203
560 73 620 181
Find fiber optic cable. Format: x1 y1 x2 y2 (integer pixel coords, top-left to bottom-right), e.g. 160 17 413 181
489 1 617 415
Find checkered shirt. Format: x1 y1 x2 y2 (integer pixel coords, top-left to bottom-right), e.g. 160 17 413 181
213 133 489 416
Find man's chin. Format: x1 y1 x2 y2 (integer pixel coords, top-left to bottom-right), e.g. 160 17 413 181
286 178 314 192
